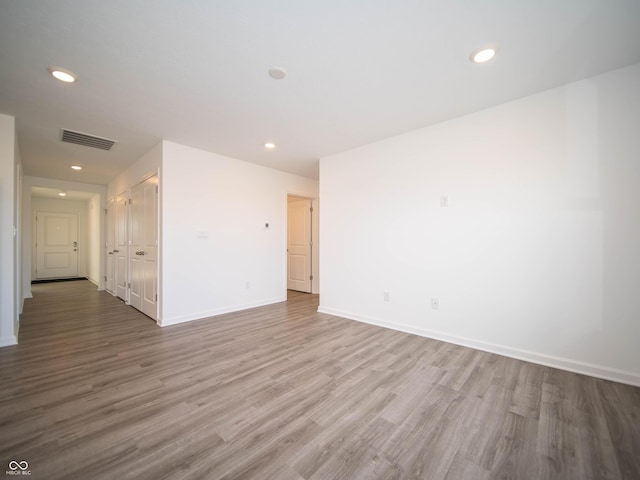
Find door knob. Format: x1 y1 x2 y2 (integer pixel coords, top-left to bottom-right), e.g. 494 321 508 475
108 252 113 255
113 249 119 253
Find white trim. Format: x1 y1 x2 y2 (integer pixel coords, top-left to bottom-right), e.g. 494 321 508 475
86 276 105 291
0 335 18 347
317 305 640 388
160 297 286 327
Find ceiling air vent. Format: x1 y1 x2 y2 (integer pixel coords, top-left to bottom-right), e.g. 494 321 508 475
60 129 117 151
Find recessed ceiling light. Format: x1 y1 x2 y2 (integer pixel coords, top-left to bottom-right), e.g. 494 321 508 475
47 66 78 83
71 165 82 170
470 47 497 63
58 192 67 197
268 67 287 80
264 142 276 149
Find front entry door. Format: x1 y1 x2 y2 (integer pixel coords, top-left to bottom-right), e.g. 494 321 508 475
35 211 78 279
287 197 312 293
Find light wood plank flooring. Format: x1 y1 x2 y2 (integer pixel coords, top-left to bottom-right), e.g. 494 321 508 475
1 281 639 479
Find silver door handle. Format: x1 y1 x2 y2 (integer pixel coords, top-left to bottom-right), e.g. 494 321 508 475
113 249 119 253
136 251 145 255
108 252 113 255
73 241 78 247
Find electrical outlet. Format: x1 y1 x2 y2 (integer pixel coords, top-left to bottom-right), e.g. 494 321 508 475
245 281 250 289
431 297 439 310
384 291 390 302
440 195 449 207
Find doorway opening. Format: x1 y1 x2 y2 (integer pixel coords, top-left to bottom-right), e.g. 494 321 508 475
29 186 103 287
287 195 315 294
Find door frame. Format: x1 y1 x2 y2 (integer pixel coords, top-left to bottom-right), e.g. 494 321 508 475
284 192 319 296
23 178 107 299
34 210 79 279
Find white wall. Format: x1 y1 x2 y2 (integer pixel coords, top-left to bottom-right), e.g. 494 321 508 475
161 141 319 325
319 63 640 386
107 142 162 198
87 194 101 286
0 114 18 346
31 197 88 279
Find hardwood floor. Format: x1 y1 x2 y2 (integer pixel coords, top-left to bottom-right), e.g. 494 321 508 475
1 281 639 479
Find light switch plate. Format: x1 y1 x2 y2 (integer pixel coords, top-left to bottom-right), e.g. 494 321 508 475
431 297 439 310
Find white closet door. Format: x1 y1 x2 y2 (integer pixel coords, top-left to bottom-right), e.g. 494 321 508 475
115 192 128 301
128 176 158 319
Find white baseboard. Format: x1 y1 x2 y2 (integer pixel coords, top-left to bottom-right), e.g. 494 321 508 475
160 297 286 327
317 305 640 388
0 335 18 347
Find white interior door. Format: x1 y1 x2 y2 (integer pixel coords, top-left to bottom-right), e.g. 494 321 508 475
129 185 143 311
115 192 128 300
129 176 158 319
141 177 158 318
287 197 312 293
106 198 115 293
35 211 79 279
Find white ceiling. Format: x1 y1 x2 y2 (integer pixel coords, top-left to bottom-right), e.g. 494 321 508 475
31 186 97 201
1 1 639 184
